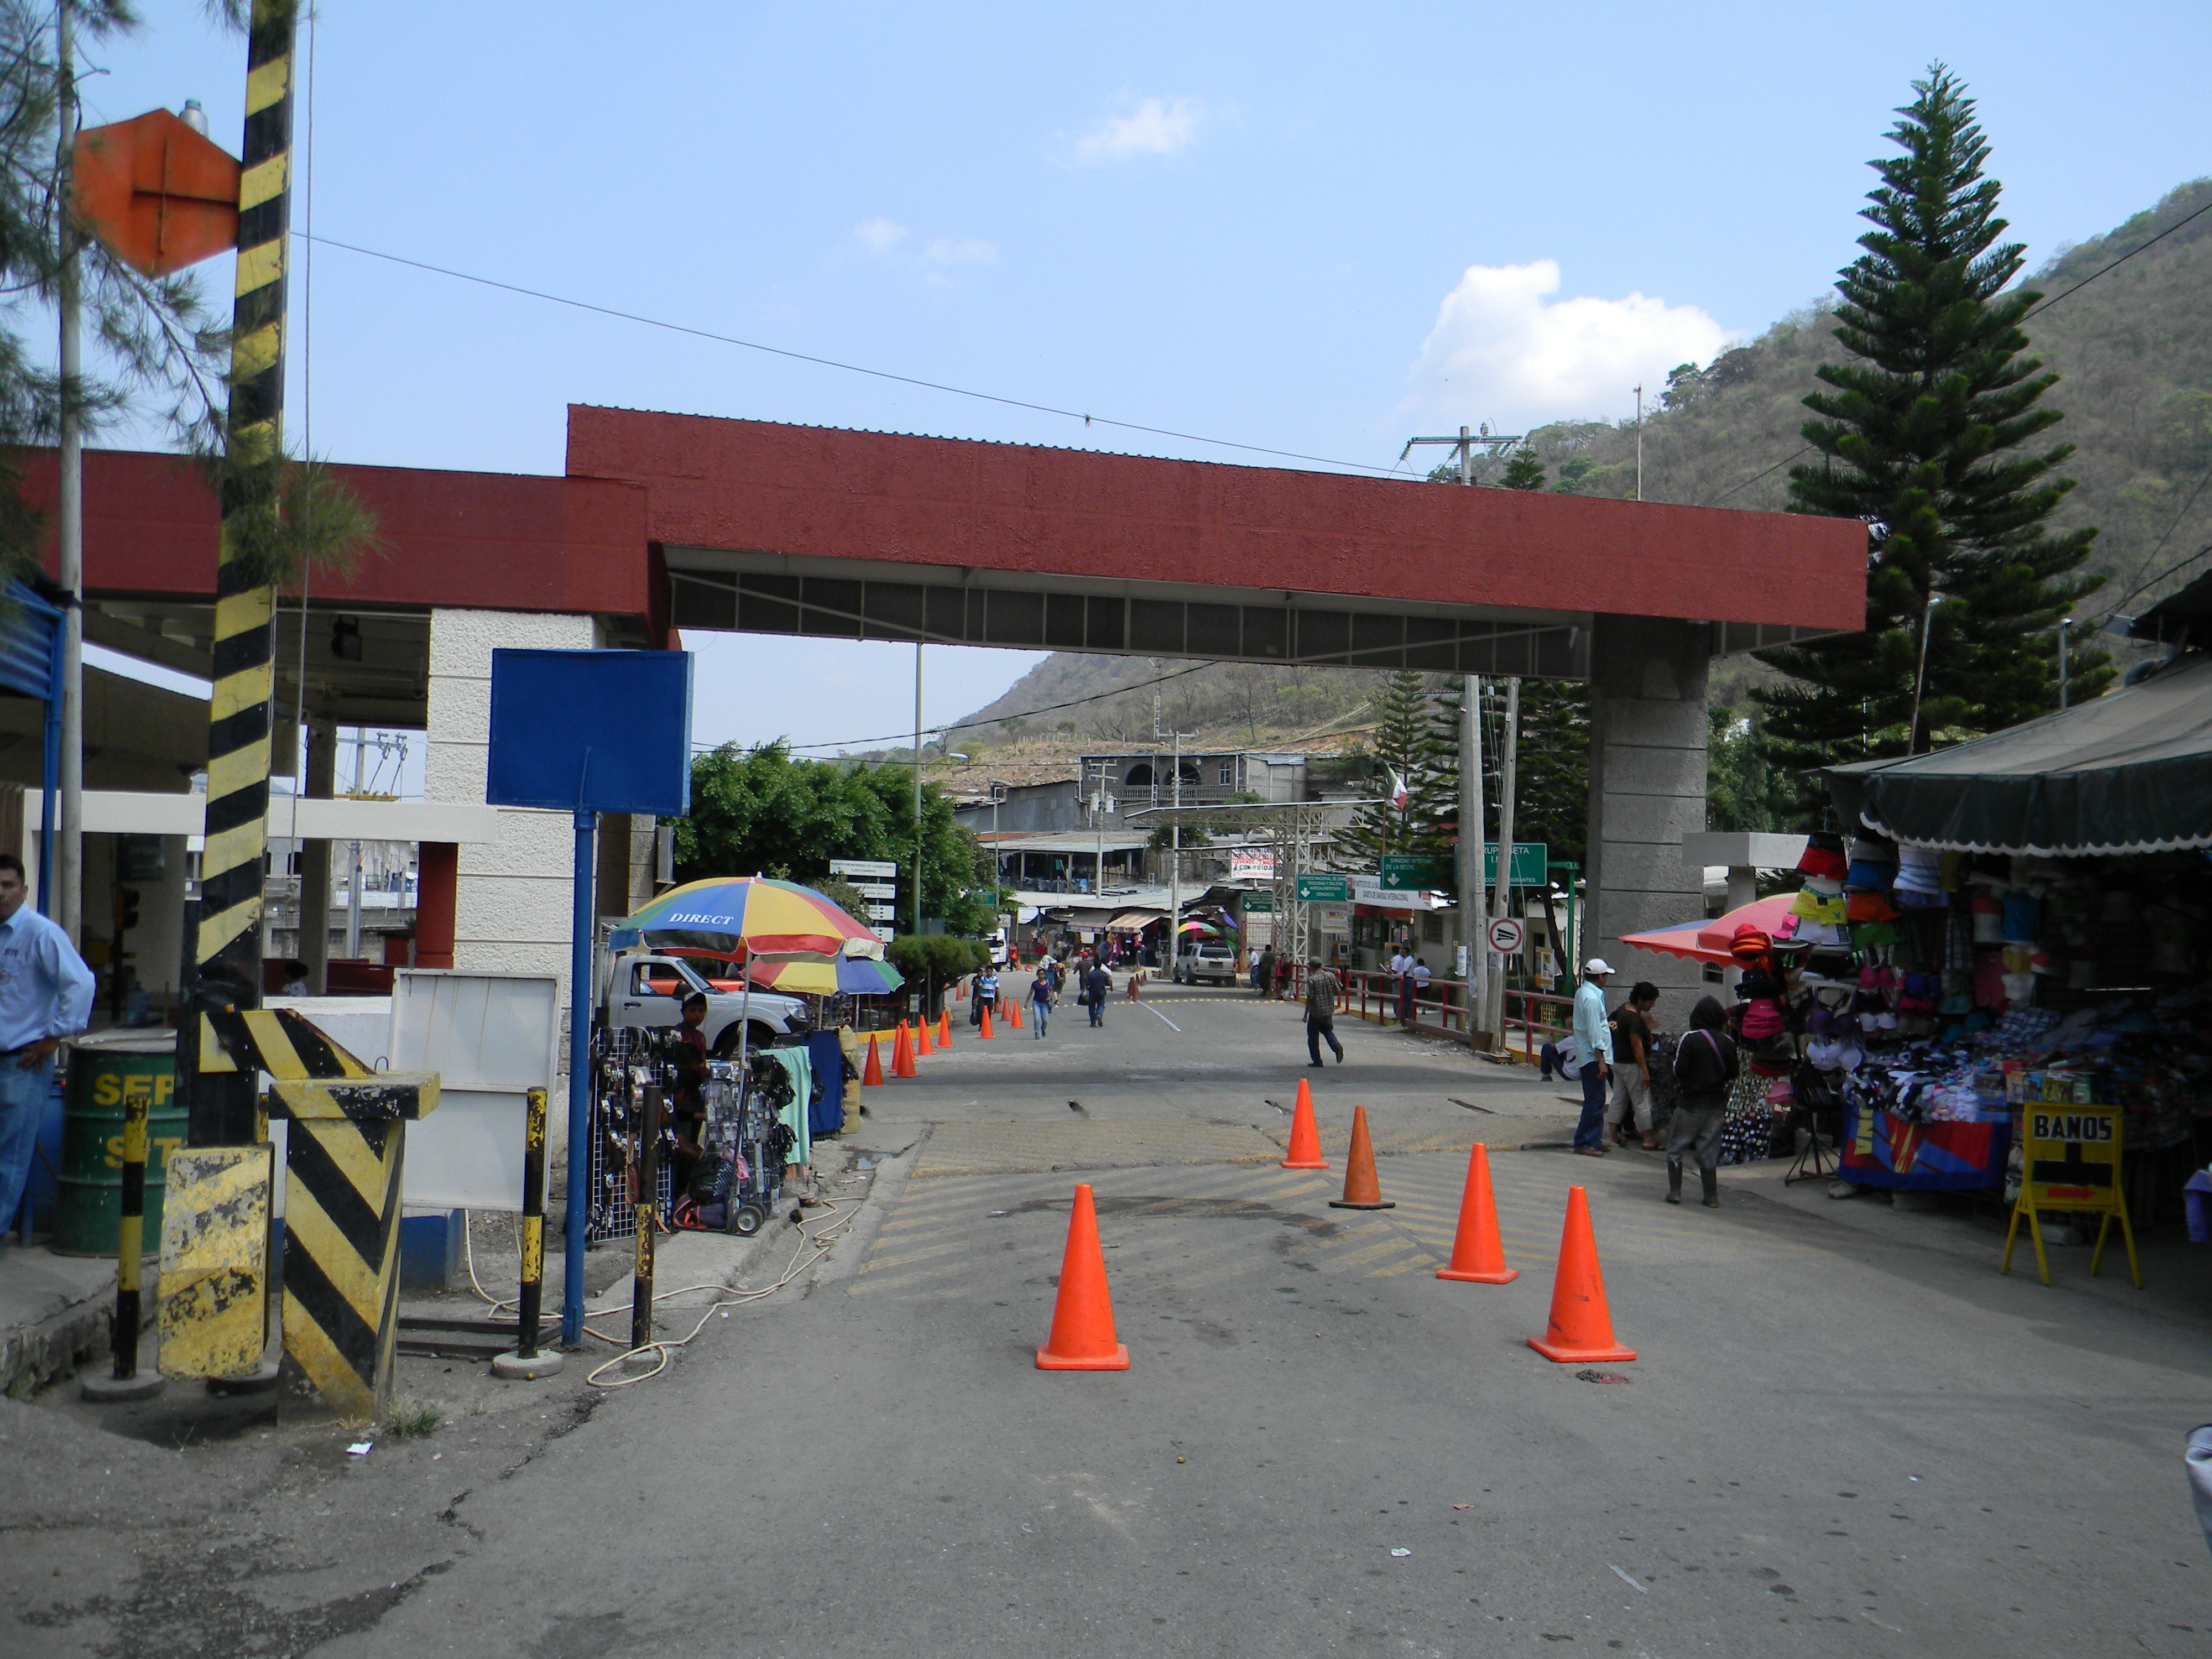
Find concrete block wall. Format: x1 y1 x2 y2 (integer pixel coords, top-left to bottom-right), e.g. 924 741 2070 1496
426 609 598 1097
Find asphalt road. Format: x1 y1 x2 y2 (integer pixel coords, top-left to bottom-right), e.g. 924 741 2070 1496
7 982 2210 1657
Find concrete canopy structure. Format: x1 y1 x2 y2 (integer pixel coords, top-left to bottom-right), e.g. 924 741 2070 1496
33 405 1866 1018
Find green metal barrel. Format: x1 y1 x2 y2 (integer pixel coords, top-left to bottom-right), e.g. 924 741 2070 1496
54 1034 183 1256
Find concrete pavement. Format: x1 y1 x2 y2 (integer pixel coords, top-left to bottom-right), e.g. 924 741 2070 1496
4 980 2208 1656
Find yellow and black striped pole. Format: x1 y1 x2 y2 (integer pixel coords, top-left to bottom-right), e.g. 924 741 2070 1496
82 1078 165 1402
492 1087 562 1378
184 0 294 1148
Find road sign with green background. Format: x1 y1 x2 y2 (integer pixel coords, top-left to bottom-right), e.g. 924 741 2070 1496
1376 846 1547 889
1295 874 1348 903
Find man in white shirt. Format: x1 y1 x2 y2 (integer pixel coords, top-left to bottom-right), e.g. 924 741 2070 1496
0 854 95 1248
1570 958 1616 1157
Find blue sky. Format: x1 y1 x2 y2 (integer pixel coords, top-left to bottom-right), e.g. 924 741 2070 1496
72 1 2212 754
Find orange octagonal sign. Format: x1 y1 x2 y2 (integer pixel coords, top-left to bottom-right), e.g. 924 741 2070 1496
74 109 240 277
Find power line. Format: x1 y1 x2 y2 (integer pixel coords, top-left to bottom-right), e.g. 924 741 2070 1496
2109 460 2212 612
693 657 1227 757
296 231 1405 478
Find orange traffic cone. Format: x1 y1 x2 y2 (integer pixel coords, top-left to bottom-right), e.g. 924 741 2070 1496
956 979 966 1000
893 1022 917 1078
1035 1183 1130 1371
918 1016 935 1056
979 1003 996 1040
1281 1076 1328 1170
1526 1186 1636 1363
1436 1142 1517 1283
937 1008 953 1047
1008 994 1024 1029
862 1032 885 1086
1328 1105 1394 1209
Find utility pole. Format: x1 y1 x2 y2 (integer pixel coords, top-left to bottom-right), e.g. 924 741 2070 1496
1162 726 1196 969
1460 675 1486 1041
1399 422 1527 479
1634 385 1644 502
343 728 365 959
912 643 924 936
1486 678 1521 1044
1908 593 1941 756
54 1 82 943
183 0 295 1149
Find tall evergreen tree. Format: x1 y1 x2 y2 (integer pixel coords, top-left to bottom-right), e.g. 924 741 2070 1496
1338 671 1449 867
1498 447 1547 491
1756 65 2108 764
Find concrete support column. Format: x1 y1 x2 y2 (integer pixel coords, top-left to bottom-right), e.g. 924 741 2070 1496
299 718 336 995
1584 616 1710 1025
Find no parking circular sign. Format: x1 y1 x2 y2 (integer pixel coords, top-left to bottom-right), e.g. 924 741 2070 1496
1486 917 1526 956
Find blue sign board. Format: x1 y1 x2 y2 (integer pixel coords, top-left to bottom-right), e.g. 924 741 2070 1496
486 650 692 817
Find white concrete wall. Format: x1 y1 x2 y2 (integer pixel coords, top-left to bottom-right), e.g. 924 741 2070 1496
426 609 597 1066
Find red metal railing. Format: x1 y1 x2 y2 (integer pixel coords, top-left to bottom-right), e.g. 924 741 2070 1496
1275 963 1571 1056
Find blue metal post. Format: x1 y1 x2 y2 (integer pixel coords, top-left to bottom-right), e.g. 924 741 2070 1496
561 807 595 1346
38 604 58 914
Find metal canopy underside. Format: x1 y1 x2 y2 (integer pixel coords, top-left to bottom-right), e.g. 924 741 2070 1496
665 549 1826 675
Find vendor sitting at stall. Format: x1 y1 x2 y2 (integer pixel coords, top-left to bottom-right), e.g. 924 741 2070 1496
669 992 711 1195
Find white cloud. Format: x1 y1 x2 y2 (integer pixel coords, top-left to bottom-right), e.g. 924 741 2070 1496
1076 96 1203 161
921 236 997 267
1405 260 1728 428
853 217 908 254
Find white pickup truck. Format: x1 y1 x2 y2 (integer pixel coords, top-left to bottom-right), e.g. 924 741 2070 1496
603 952 811 1053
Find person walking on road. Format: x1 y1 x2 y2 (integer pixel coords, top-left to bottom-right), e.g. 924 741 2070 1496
1305 957 1345 1066
1571 958 1616 1156
1084 960 1112 1026
1029 969 1053 1038
0 854 92 1251
1667 995 1738 1207
1254 945 1275 998
1606 980 1662 1150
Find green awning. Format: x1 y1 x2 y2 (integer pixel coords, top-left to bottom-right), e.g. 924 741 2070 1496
1820 654 2212 857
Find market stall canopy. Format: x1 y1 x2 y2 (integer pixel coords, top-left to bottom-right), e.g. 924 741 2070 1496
1820 653 2212 857
1619 894 1801 967
608 875 884 959
1105 908 1166 932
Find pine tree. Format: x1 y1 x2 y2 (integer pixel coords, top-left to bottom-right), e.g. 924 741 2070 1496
1756 64 2109 764
1338 671 1448 867
1499 447 1547 491
1512 681 1591 867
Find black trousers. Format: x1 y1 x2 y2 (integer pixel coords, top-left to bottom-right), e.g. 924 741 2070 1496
1307 1016 1343 1063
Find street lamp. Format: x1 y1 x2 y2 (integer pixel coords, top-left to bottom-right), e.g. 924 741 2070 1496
1908 592 1943 755
2057 617 2074 711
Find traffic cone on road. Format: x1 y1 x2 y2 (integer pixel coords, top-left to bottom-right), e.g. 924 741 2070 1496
979 1003 996 1040
1436 1142 1517 1283
862 1033 885 1087
893 1022 917 1078
1035 1183 1130 1371
1008 995 1024 1030
1281 1077 1328 1170
1526 1186 1636 1363
937 1009 953 1047
1328 1105 1394 1209
918 1016 935 1056
956 979 966 1000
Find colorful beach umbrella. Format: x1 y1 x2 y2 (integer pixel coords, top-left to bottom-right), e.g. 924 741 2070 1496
735 953 905 997
608 876 882 961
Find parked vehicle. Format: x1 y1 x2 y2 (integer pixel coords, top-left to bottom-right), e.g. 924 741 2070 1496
603 952 809 1054
1172 941 1239 985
